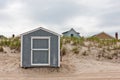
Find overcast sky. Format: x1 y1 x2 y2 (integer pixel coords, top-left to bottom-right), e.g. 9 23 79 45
0 0 120 37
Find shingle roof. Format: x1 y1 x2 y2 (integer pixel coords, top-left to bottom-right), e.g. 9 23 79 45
92 32 114 39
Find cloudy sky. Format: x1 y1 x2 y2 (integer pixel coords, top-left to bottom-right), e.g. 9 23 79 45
0 0 120 37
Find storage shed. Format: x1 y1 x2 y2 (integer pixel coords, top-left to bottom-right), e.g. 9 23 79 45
21 27 60 68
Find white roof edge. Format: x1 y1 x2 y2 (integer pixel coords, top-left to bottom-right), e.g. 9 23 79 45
21 27 61 36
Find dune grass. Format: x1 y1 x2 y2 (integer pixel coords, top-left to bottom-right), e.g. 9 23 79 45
61 47 67 56
0 37 20 51
72 46 79 54
61 36 85 46
0 46 4 52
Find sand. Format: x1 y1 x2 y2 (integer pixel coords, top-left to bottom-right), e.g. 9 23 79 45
0 46 120 80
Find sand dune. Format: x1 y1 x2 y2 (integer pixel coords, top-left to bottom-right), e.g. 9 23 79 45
0 44 120 80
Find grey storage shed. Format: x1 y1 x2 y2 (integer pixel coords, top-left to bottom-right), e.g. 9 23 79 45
21 27 60 68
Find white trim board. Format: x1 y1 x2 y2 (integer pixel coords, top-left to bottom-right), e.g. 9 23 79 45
31 36 50 66
58 36 60 67
21 27 61 36
21 35 23 67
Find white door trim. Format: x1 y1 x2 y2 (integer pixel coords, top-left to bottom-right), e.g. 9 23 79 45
31 36 50 66
21 35 23 67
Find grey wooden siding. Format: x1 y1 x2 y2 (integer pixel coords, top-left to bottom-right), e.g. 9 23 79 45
63 30 80 37
22 29 59 67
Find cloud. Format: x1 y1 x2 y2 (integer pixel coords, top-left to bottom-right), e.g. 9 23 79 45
0 0 120 37
0 0 9 9
22 0 87 25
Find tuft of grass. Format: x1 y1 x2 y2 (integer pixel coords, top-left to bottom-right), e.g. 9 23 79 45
0 37 20 51
9 37 21 51
97 54 101 59
72 47 79 54
88 46 91 51
98 44 102 48
70 37 79 45
61 36 85 46
64 37 71 44
113 45 120 50
0 46 4 52
106 55 113 59
112 52 118 57
0 39 10 46
61 47 67 56
82 51 88 56
71 37 85 46
60 37 63 49
79 37 85 46
102 48 106 53
107 46 111 51
87 37 100 43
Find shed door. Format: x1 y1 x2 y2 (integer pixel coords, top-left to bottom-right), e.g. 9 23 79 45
31 37 50 66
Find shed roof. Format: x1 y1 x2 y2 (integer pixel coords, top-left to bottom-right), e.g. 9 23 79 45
21 27 60 36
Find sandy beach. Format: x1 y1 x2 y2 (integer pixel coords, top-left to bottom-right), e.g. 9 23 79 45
0 45 120 80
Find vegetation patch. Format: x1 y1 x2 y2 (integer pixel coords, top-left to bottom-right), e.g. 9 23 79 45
82 51 88 56
61 47 67 56
0 46 4 52
72 47 79 54
0 37 20 51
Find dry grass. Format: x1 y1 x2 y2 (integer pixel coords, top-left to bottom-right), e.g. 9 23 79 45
72 47 79 54
61 36 120 63
61 36 85 46
82 51 88 56
0 46 4 52
61 47 67 56
0 37 20 51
